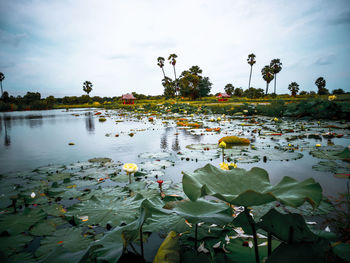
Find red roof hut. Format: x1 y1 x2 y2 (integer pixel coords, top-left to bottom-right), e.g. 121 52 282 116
216 93 231 102
121 93 136 104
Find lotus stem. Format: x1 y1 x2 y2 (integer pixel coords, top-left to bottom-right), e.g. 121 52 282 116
288 226 294 244
244 207 259 263
268 232 272 256
195 223 198 252
12 199 16 213
222 148 224 162
128 172 132 184
140 225 144 262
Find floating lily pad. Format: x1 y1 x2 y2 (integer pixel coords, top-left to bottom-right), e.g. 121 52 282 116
186 143 218 151
88 157 112 163
310 145 347 160
312 160 350 174
0 234 33 256
140 160 174 171
138 152 172 160
35 228 92 258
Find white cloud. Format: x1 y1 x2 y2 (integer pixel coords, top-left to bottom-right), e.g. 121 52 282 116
0 0 349 97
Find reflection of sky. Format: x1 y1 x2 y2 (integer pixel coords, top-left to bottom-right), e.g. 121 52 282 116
0 0 349 97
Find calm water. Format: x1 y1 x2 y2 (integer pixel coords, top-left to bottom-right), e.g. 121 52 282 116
0 108 349 197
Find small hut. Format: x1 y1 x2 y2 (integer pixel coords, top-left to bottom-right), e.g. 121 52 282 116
121 93 136 104
217 93 231 102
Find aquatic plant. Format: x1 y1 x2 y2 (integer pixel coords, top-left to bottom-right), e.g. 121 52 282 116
218 136 250 145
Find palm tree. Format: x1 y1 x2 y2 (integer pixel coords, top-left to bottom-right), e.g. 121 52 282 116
157 57 166 78
168 54 178 95
0 72 5 96
261 66 274 95
247 54 256 89
315 77 329 95
270 59 282 94
83 81 93 96
288 82 300 97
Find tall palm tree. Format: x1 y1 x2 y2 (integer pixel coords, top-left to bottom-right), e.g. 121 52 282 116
270 59 282 94
247 54 256 89
288 82 299 97
168 54 178 95
83 81 93 96
157 57 166 78
224 83 235 95
0 72 5 97
315 77 328 95
261 66 274 95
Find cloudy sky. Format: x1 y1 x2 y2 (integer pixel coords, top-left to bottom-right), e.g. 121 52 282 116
0 0 349 98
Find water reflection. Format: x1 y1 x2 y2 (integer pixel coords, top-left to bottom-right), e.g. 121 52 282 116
171 129 180 151
28 118 43 128
160 127 171 150
1 117 11 147
85 112 95 134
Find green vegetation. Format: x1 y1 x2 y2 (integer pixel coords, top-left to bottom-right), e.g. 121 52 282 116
82 81 93 96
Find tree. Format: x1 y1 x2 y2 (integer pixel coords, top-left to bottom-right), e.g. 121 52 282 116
270 59 282 94
23 92 41 104
261 66 274 94
0 72 5 96
299 91 308 96
247 54 256 89
224 83 235 95
83 81 93 96
168 54 178 95
198 77 212 97
315 77 329 95
234 87 244 97
288 82 300 97
162 77 176 99
1 91 9 103
243 87 264 98
332 88 345 95
157 57 166 78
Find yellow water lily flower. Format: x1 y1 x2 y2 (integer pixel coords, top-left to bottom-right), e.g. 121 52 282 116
220 162 229 170
273 117 279 122
316 144 321 147
123 163 138 173
229 163 237 169
217 117 221 121
219 141 227 149
328 95 336 101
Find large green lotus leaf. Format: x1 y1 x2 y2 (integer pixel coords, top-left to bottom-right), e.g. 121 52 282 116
93 220 139 263
225 238 280 263
312 160 350 174
332 243 350 262
66 194 142 227
267 238 330 263
0 208 47 235
0 234 33 256
47 173 73 182
10 252 35 262
182 164 322 208
29 217 66 236
38 245 90 263
35 228 92 258
173 199 233 225
257 208 317 243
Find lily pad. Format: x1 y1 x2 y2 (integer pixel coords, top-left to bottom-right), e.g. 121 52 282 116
182 164 322 208
88 157 112 163
312 160 350 174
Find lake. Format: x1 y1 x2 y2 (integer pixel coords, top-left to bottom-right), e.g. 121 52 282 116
1 108 349 197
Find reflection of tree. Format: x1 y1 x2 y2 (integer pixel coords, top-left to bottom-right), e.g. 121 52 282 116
160 127 171 150
181 128 201 142
85 112 95 133
3 117 10 147
171 129 180 151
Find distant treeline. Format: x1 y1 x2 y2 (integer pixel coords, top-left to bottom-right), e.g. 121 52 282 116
0 91 166 111
0 88 348 112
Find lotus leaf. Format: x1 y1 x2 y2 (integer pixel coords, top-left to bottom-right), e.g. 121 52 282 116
38 245 90 263
0 234 33 256
0 208 47 235
332 243 350 262
310 145 347 160
88 157 112 163
30 217 67 236
266 238 330 263
312 160 350 174
257 208 318 242
182 164 322 208
173 199 233 224
35 228 92 257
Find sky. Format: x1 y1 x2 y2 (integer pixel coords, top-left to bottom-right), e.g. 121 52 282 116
0 0 350 98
